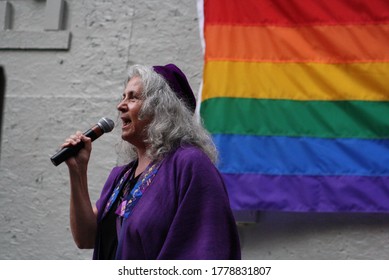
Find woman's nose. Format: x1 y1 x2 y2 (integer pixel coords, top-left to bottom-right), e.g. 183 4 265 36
117 100 128 111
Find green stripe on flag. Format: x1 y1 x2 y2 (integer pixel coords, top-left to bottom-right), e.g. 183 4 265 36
200 98 389 139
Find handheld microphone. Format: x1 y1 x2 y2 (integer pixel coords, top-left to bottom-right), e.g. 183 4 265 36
50 117 115 166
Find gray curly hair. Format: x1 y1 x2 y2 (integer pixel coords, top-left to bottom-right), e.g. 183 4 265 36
117 64 218 164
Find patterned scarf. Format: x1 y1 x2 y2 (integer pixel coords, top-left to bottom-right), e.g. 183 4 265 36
102 160 162 220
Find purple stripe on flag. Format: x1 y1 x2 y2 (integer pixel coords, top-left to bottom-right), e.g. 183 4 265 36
223 173 389 212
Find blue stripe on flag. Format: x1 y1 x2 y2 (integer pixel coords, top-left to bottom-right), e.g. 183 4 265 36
213 134 389 176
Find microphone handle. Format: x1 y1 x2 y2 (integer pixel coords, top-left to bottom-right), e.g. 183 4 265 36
50 124 103 166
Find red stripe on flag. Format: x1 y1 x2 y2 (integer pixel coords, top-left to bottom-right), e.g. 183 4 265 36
205 0 389 26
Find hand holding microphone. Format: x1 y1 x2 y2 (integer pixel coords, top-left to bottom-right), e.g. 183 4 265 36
50 117 114 166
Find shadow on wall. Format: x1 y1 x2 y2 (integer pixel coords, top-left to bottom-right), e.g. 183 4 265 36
257 211 389 232
0 66 5 156
236 211 389 259
239 212 389 245
238 211 389 240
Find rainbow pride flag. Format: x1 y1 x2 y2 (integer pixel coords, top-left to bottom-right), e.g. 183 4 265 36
198 0 389 212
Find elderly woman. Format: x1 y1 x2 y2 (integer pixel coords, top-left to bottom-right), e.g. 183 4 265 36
63 64 241 260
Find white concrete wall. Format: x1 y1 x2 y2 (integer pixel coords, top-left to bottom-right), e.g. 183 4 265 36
1 0 389 260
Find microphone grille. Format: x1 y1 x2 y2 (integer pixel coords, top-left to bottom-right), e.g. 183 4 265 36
98 117 115 133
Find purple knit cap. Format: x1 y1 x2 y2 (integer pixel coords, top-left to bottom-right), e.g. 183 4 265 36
153 64 196 112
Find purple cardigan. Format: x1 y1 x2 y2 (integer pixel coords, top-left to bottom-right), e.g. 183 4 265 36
93 146 241 259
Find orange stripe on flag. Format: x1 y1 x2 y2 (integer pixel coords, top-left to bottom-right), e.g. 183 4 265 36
205 24 389 63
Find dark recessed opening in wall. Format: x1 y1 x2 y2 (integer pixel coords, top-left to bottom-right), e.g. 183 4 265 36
0 66 5 156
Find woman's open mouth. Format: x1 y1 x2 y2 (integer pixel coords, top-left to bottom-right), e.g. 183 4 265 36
121 117 132 129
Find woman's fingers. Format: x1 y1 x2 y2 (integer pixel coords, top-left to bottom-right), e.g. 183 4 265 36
62 131 92 168
80 134 92 151
61 131 84 148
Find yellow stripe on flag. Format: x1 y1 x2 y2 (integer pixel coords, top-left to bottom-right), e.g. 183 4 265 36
202 61 389 101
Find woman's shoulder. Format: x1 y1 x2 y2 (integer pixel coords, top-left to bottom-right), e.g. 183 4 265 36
106 161 136 183
170 145 210 163
163 145 216 174
109 164 128 178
